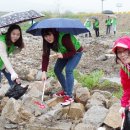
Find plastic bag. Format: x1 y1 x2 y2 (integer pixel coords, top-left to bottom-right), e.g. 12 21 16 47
5 84 28 100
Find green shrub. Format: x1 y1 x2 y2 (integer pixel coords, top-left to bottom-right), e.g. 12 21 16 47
74 70 104 89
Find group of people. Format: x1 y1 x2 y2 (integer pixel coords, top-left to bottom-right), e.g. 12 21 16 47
0 18 130 122
84 16 117 37
105 16 117 35
0 24 83 106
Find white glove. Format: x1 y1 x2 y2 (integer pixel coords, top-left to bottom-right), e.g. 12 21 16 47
11 72 18 81
119 107 125 115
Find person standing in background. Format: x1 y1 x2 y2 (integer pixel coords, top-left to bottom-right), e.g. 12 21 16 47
111 17 117 35
105 16 112 35
84 19 92 37
93 19 99 37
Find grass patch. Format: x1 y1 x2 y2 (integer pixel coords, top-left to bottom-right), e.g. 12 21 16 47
113 86 122 99
74 70 104 89
47 68 56 78
46 68 122 98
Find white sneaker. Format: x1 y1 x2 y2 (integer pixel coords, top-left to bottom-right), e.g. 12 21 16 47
61 95 74 106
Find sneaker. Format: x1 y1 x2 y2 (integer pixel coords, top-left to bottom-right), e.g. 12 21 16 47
53 90 66 97
61 95 74 106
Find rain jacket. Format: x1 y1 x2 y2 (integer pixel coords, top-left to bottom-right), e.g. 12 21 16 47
113 36 130 107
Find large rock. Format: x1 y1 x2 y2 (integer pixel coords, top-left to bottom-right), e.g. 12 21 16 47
73 83 82 96
1 98 35 124
0 97 9 112
83 106 108 128
75 87 90 105
38 105 63 124
62 103 85 120
75 123 96 130
85 92 107 109
36 70 42 81
46 97 64 107
27 85 42 98
106 96 120 109
0 84 9 97
104 103 122 128
22 96 48 117
27 69 38 81
96 55 108 61
91 90 112 100
26 121 72 130
29 78 60 96
0 116 6 130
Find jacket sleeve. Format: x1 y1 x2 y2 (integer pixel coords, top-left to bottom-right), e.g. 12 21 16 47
121 91 130 107
42 49 50 72
120 68 130 107
0 41 17 76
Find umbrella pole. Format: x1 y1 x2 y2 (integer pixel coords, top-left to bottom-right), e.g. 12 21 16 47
31 19 33 25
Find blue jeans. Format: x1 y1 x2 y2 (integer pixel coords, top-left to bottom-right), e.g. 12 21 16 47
54 52 83 97
0 69 14 88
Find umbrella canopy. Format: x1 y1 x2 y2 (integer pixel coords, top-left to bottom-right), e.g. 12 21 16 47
102 10 114 14
90 16 98 20
26 18 89 35
0 10 44 28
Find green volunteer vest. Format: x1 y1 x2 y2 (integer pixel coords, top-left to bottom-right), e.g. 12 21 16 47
85 21 91 28
112 18 117 26
94 20 99 28
122 65 130 78
0 35 15 70
58 32 81 54
106 19 111 26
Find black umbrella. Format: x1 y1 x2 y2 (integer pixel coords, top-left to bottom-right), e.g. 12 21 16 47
102 10 114 14
90 16 98 20
0 10 44 28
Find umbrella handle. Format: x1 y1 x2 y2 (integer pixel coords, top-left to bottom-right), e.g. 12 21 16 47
41 80 46 102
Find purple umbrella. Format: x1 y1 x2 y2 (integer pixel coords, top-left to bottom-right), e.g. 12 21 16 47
0 10 44 28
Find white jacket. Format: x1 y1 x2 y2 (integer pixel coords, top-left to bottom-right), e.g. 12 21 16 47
0 41 19 81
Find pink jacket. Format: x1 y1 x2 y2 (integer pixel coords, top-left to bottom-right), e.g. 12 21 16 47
120 68 130 107
113 36 130 107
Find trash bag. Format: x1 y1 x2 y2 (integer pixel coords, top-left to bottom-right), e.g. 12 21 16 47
5 83 28 100
122 106 130 130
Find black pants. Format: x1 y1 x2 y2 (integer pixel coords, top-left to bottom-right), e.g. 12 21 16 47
106 25 111 34
85 31 92 37
94 28 99 37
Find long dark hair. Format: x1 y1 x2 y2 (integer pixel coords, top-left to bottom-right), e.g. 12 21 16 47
41 28 59 54
5 24 24 49
115 49 120 64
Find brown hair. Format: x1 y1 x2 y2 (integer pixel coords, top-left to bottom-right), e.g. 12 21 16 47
5 24 24 49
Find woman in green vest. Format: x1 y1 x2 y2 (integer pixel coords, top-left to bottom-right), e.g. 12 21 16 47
41 29 83 106
0 24 24 88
